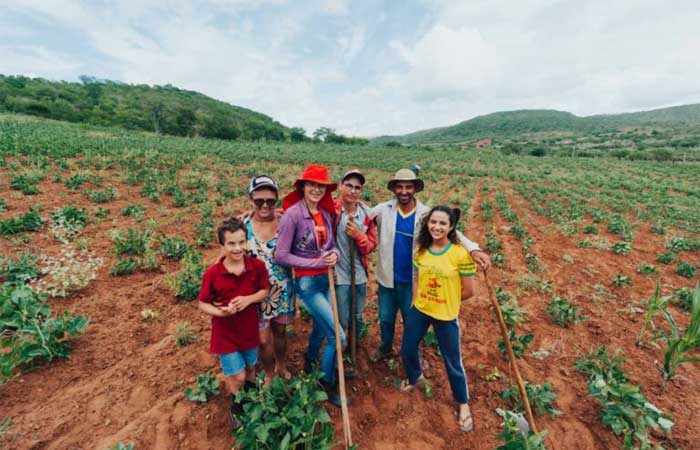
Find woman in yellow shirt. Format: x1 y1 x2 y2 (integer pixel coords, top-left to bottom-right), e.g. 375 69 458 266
400 205 476 432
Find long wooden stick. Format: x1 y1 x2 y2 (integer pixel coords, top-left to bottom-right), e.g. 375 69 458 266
328 269 353 449
348 217 357 367
483 270 538 433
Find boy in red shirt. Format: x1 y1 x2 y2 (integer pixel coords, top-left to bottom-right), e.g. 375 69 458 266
198 218 270 428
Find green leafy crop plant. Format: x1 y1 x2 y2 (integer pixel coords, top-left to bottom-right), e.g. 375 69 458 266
575 347 673 450
233 372 334 450
546 296 586 327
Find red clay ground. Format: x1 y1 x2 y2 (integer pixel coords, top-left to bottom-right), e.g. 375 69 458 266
1 168 699 450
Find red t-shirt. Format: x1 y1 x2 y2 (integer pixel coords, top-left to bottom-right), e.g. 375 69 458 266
198 255 270 354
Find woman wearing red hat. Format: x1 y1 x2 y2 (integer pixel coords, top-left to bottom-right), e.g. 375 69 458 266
273 164 345 406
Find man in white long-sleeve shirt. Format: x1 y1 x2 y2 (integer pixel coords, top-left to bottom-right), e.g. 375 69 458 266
369 169 491 362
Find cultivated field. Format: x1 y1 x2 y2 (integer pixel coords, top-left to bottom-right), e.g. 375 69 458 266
1 115 699 450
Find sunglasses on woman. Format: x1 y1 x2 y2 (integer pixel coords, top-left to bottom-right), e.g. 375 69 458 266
252 198 277 208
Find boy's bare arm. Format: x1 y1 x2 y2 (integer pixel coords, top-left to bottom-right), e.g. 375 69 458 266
198 300 227 317
229 288 269 311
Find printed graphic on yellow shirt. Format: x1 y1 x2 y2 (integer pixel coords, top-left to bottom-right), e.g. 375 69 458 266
422 277 445 304
413 243 476 321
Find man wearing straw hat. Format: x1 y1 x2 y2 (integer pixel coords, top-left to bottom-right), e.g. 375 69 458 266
369 168 491 363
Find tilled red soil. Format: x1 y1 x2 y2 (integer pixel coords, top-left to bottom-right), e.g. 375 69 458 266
1 173 699 450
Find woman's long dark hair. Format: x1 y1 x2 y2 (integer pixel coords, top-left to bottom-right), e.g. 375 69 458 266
416 205 461 254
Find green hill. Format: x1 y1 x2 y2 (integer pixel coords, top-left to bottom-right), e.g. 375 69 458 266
0 74 291 141
373 104 700 145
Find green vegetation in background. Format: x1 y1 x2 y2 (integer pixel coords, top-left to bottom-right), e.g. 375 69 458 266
373 104 700 145
0 74 368 145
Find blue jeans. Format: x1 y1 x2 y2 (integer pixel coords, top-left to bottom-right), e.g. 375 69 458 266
297 274 345 385
335 283 367 334
377 282 413 354
219 348 258 376
401 307 470 404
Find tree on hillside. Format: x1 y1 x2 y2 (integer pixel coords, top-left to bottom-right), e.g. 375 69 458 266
290 127 308 142
313 127 335 142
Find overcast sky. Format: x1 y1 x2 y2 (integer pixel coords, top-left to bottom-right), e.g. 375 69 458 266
2 0 700 137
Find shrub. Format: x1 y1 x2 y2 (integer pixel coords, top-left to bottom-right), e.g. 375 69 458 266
0 210 44 235
85 187 117 203
111 258 140 276
64 173 90 190
575 347 673 450
233 372 334 449
49 206 89 243
498 329 533 360
10 173 41 195
636 264 658 275
166 249 205 301
611 241 632 255
110 224 159 275
656 252 676 264
121 204 146 219
111 227 154 256
184 373 220 403
0 253 40 284
674 288 693 311
649 223 666 235
173 321 198 347
500 383 561 417
0 284 89 382
498 293 528 329
613 274 632 287
676 261 696 278
159 236 190 260
32 245 103 298
666 236 700 252
546 296 586 327
495 408 547 450
194 204 214 247
583 224 598 234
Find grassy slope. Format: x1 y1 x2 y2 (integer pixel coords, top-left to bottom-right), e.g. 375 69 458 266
0 74 291 141
373 104 700 145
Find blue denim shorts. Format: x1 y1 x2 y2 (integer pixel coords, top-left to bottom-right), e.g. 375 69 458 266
219 348 258 376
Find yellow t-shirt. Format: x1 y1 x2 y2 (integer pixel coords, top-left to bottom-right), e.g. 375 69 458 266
413 243 476 321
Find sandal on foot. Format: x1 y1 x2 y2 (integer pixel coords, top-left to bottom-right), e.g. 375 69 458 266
399 375 427 393
276 368 292 380
457 411 474 432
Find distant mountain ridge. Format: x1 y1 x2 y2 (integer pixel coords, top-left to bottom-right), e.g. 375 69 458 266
0 74 292 141
372 103 700 145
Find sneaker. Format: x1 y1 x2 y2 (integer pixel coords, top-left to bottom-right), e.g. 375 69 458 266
229 400 243 429
369 348 393 363
344 365 356 379
321 381 351 408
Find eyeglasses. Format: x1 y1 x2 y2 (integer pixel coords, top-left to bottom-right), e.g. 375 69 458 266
343 183 363 192
252 198 277 208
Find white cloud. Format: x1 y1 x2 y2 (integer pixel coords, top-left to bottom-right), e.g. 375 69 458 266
0 45 81 78
337 25 366 65
319 0 349 16
2 0 700 137
392 25 504 102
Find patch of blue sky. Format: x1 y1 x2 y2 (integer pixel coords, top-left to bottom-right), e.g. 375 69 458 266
0 9 110 79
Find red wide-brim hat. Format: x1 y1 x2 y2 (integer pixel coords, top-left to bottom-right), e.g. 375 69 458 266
282 164 337 211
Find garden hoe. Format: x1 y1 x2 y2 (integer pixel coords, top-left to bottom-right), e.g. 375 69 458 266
483 269 537 435
349 216 358 369
328 269 353 449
